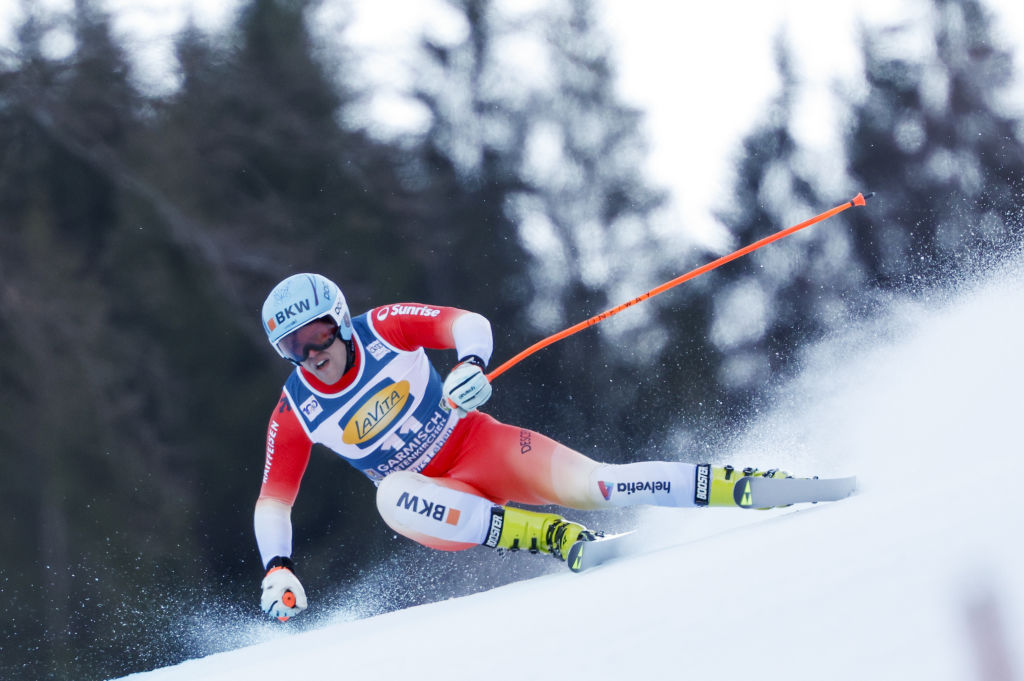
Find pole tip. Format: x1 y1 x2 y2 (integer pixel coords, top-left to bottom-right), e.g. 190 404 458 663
852 192 874 207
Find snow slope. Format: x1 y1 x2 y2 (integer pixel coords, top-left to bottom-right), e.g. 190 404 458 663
121 258 1024 681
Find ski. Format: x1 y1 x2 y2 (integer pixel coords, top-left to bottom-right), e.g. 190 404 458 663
567 476 857 572
733 475 857 508
567 532 646 573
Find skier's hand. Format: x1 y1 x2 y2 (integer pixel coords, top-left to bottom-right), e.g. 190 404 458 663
260 557 307 621
443 356 491 414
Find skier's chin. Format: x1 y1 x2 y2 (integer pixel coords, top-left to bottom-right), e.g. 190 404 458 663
311 359 343 384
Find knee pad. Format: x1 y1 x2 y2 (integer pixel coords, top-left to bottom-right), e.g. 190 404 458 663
376 471 497 550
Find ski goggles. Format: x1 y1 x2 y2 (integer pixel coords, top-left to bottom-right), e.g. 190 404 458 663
277 317 341 365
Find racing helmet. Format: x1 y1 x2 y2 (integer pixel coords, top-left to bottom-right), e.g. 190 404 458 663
261 273 353 362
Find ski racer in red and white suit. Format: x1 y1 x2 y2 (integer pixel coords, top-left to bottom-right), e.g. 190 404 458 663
255 273 723 620
256 302 646 555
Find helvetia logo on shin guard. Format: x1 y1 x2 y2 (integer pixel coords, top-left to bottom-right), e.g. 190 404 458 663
600 480 671 500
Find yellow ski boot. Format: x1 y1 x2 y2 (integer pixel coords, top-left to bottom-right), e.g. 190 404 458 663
485 506 595 560
695 464 792 509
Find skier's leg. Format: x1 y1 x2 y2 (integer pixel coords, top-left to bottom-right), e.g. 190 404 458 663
375 471 496 551
375 470 592 559
560 458 792 509
391 414 794 558
433 413 696 509
436 413 787 510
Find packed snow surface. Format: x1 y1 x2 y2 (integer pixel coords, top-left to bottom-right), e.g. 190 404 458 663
122 259 1024 681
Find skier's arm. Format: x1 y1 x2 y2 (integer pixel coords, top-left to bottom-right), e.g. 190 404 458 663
255 394 312 564
445 310 493 410
254 394 311 620
369 304 493 365
370 304 494 412
450 310 493 366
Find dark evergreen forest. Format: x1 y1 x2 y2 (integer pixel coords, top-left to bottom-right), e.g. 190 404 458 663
1 0 1021 679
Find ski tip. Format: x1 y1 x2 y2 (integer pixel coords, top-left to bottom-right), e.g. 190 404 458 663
844 475 859 498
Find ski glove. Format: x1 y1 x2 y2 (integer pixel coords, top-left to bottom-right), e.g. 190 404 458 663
443 355 491 414
260 557 308 621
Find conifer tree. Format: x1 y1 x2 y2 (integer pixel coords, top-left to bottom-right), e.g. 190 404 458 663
710 0 1024 405
845 0 1024 286
0 2 206 678
409 0 676 454
711 38 868 399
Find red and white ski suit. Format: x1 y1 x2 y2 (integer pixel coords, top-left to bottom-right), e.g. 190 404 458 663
254 304 699 566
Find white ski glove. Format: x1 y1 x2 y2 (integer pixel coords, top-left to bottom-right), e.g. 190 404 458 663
443 356 491 414
260 557 308 621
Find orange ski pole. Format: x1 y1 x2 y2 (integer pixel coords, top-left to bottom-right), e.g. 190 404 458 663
487 192 873 382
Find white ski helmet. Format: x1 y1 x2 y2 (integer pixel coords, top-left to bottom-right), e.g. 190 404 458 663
262 273 353 362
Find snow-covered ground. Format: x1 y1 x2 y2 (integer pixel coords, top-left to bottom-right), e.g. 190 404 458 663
118 254 1024 681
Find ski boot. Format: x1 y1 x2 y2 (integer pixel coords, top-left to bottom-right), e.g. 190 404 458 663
695 464 792 509
486 506 596 561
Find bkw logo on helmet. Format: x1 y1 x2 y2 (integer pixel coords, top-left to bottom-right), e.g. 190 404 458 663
266 299 312 331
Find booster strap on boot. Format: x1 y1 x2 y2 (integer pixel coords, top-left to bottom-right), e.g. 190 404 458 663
483 506 505 548
694 464 711 506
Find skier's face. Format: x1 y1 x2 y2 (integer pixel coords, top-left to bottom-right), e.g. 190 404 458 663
296 323 348 384
278 318 340 363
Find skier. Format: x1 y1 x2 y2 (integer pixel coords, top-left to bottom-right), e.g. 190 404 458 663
256 273 791 620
